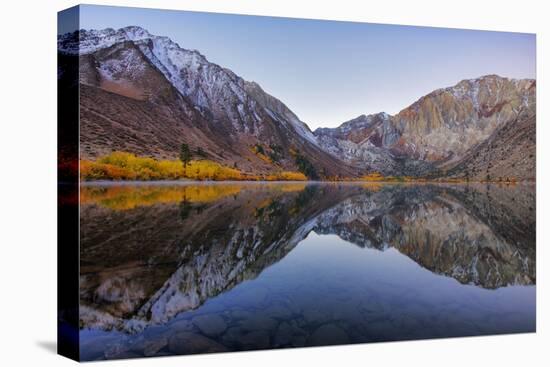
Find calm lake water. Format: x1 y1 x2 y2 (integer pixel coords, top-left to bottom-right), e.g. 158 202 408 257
78 182 536 360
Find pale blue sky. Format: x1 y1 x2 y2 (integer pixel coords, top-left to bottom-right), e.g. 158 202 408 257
61 4 536 129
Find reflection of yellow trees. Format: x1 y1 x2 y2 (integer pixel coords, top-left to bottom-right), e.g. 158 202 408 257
80 182 310 210
274 183 307 192
80 185 243 210
360 172 420 183
361 182 383 192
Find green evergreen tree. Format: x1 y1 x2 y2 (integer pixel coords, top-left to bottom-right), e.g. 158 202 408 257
180 143 192 168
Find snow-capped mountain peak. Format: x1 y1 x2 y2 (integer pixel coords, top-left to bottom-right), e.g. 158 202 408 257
59 26 350 176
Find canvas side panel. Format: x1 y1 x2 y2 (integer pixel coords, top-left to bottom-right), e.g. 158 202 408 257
57 5 80 362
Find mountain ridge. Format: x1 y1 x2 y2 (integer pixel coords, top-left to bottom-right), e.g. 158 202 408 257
315 74 535 178
58 26 536 181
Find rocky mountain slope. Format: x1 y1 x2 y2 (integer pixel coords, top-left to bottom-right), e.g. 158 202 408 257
443 111 536 181
314 113 400 175
315 75 536 179
58 26 357 178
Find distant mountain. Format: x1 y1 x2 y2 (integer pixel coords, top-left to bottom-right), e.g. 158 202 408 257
58 26 357 178
315 75 536 179
314 112 433 176
58 27 536 181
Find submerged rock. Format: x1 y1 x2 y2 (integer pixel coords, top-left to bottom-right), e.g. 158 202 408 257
141 336 168 357
192 314 227 337
273 321 307 347
239 330 271 349
307 324 349 346
239 314 278 331
168 331 227 354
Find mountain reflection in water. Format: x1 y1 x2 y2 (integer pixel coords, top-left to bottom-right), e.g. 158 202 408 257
79 182 535 360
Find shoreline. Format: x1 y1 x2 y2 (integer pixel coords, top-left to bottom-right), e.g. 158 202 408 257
78 179 536 186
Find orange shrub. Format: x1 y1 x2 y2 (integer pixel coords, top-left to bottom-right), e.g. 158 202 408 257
250 145 273 164
80 152 323 182
185 160 246 181
265 171 307 181
361 172 385 181
80 152 262 181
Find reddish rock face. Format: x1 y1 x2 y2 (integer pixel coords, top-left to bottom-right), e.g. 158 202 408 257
315 75 535 178
392 75 535 162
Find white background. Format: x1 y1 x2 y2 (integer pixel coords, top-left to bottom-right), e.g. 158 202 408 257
0 0 548 365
